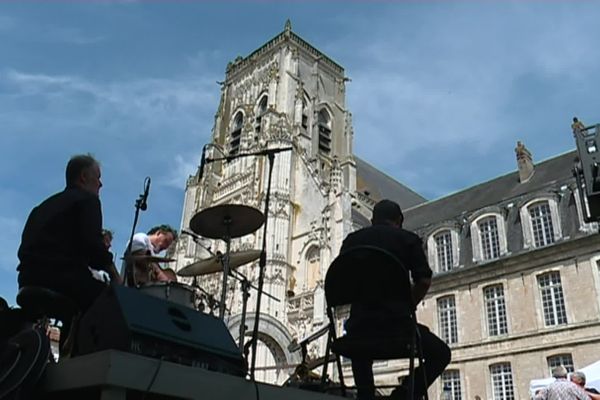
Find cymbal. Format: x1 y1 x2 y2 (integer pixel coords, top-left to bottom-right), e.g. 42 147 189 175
121 255 176 263
189 204 265 239
177 249 261 277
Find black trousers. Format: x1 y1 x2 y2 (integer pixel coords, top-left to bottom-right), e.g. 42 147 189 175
351 324 451 400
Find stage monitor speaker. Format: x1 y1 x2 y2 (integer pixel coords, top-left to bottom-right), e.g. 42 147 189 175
77 285 246 377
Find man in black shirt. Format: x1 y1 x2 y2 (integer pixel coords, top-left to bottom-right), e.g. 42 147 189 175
17 154 120 312
341 200 450 400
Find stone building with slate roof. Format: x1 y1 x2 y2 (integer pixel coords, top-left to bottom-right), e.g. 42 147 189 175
174 21 600 399
350 147 600 399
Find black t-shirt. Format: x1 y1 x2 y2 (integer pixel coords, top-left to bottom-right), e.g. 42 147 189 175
340 224 432 282
17 187 113 277
340 224 432 332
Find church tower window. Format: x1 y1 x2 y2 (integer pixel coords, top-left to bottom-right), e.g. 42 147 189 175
255 95 268 135
317 109 332 155
301 100 309 130
305 247 320 290
230 111 244 156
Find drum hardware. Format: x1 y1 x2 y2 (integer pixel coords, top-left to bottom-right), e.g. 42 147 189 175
191 283 227 316
177 250 261 277
189 204 265 240
188 204 266 320
229 269 280 351
203 145 292 377
138 282 197 309
121 255 176 264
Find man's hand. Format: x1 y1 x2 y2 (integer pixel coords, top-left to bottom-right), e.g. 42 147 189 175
107 263 123 285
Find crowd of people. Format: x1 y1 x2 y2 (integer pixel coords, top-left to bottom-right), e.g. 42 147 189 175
534 366 600 400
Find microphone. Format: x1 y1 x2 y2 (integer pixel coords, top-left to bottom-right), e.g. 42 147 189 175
181 229 202 241
140 177 151 211
199 145 207 181
182 230 212 253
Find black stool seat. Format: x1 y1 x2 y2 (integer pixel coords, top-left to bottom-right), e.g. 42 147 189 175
16 287 78 322
332 334 413 360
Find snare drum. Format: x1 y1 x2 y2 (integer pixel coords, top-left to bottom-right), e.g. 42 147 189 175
139 282 197 309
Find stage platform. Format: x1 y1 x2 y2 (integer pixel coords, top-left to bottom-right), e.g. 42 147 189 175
39 350 347 400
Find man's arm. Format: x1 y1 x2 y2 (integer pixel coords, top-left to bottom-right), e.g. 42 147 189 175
412 277 431 305
106 263 123 285
79 196 113 271
406 234 433 306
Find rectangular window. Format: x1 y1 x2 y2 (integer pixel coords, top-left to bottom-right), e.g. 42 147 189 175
301 114 308 130
435 231 454 272
537 272 568 326
479 216 500 260
437 296 458 344
547 354 574 374
529 202 555 247
484 285 508 336
490 363 515 400
441 370 462 400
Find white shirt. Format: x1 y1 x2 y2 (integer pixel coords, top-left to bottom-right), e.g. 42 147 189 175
130 232 157 255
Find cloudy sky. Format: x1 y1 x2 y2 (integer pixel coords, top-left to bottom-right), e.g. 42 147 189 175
1 2 599 304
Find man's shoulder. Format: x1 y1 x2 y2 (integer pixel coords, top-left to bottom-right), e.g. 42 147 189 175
60 188 100 205
131 233 151 253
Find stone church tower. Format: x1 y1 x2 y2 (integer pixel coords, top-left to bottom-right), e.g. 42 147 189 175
174 21 358 384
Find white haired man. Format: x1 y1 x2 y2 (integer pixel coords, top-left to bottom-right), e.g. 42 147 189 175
535 366 588 400
570 370 600 400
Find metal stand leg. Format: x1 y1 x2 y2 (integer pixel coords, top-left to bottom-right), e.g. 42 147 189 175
218 231 231 320
238 279 251 350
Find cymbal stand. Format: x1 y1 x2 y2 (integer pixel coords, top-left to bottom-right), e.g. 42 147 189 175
230 269 280 351
206 146 292 378
218 221 232 320
193 280 223 315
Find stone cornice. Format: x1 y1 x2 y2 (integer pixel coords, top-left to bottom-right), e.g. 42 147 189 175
226 29 344 80
429 233 600 293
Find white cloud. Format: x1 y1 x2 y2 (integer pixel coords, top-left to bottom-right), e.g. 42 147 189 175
320 4 600 195
162 153 200 189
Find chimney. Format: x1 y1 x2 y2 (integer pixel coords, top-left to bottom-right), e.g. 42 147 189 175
515 141 534 183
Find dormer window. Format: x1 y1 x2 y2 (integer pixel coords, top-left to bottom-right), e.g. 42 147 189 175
255 96 268 134
435 231 454 272
317 109 331 155
520 198 562 249
479 216 500 260
230 112 243 156
427 228 460 273
470 213 507 263
529 202 555 247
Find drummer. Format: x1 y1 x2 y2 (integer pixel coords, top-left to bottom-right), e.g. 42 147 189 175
124 224 178 285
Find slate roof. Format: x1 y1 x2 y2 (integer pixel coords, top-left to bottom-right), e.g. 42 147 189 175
403 150 578 231
355 157 427 210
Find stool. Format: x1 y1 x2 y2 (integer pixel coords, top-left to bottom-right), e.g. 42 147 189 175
16 287 79 358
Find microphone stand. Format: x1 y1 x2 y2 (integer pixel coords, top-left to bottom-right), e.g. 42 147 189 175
229 269 280 351
122 178 150 286
206 146 292 378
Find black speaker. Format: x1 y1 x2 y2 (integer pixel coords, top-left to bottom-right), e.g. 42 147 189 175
77 285 246 376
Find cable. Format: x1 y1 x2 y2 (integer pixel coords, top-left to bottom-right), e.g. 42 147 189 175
142 356 164 399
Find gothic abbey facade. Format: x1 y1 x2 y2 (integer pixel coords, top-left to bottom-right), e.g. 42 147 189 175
173 22 600 399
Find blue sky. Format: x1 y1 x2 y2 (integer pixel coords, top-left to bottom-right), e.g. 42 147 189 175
1 2 599 304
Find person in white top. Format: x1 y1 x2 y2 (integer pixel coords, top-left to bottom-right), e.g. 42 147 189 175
89 229 115 284
124 225 177 285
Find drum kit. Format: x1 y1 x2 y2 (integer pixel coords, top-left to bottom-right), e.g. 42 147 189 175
135 203 278 350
